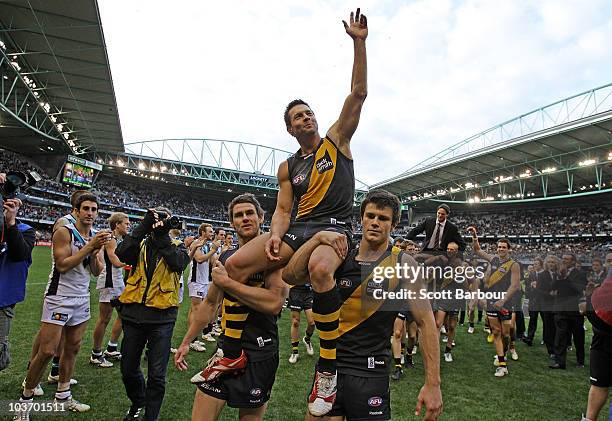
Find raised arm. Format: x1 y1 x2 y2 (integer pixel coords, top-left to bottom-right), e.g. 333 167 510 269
265 161 294 261
192 241 219 264
468 226 494 263
327 8 368 156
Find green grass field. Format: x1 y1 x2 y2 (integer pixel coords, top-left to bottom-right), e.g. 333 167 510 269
0 247 602 420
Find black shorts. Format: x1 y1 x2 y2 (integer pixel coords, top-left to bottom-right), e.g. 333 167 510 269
437 299 461 316
486 302 513 321
590 333 612 387
396 311 414 323
283 219 353 252
197 354 279 408
288 288 313 311
329 373 390 421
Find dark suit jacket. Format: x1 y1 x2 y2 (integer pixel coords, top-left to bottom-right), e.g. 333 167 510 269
406 217 466 252
534 270 557 311
552 268 587 314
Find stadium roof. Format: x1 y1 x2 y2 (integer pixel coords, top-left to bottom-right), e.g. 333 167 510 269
0 0 123 155
373 84 612 204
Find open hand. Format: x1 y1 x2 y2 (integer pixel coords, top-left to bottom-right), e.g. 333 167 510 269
343 8 368 40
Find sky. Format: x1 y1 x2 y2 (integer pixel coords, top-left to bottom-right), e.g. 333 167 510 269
98 0 612 186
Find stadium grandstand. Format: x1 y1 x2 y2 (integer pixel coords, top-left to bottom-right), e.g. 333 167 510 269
2 1 612 420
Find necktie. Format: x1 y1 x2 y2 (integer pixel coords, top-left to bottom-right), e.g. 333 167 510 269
432 223 441 249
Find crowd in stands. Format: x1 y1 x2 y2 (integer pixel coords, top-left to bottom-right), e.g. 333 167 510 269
3 149 612 262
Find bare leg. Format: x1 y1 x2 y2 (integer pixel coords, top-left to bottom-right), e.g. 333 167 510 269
225 233 293 284
585 385 609 421
93 302 113 351
58 321 88 389
191 389 225 421
109 315 122 343
238 404 268 421
391 317 404 360
24 323 63 393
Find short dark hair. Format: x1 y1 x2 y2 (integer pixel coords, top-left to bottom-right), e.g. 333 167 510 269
360 189 401 226
284 99 311 128
70 189 89 208
394 237 405 245
437 204 451 215
497 238 512 249
228 193 265 220
592 257 602 265
215 227 226 235
74 193 98 211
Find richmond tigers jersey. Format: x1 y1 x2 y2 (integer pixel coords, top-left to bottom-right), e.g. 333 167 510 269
334 245 403 377
486 256 514 294
218 246 278 362
287 136 354 223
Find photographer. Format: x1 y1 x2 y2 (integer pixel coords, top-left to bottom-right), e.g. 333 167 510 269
0 173 35 371
116 207 189 421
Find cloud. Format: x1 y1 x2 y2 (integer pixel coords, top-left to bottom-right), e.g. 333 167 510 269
98 0 611 185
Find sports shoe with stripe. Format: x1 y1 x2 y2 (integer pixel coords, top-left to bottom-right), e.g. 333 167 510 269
12 396 33 421
289 353 299 364
494 366 508 377
55 396 90 412
47 374 78 385
189 341 207 352
191 349 248 383
307 369 337 416
104 349 122 360
303 336 314 356
21 379 43 396
90 354 113 368
123 405 144 421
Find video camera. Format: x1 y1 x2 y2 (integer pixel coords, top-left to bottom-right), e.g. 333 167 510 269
1 170 41 200
155 211 183 230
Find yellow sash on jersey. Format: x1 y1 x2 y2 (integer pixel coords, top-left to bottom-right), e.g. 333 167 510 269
339 248 401 336
485 259 515 289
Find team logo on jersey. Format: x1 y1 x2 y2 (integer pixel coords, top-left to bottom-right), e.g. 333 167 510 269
292 174 306 185
51 312 68 322
250 388 262 397
315 150 334 174
338 278 352 288
368 397 383 407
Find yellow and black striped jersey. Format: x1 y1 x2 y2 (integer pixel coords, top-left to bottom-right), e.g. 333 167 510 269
287 136 354 223
218 247 278 361
334 245 404 377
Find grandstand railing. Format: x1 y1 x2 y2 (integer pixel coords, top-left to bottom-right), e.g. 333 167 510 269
403 83 612 174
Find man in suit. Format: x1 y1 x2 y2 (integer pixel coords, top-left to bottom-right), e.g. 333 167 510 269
523 258 543 346
406 204 465 255
550 253 587 369
535 256 558 357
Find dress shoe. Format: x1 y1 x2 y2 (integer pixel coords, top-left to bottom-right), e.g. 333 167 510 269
548 362 566 369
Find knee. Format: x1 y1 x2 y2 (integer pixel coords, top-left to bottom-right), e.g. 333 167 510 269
291 318 300 330
393 329 402 340
38 345 56 361
99 312 112 325
308 259 333 285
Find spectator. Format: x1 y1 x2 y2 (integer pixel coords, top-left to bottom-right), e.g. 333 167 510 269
0 180 35 370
